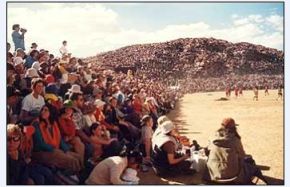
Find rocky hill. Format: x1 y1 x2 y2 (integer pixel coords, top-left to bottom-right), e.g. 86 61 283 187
91 37 284 78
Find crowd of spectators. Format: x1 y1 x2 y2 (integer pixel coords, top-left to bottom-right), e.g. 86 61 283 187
7 24 283 185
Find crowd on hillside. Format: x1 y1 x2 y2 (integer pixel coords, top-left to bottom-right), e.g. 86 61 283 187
7 24 276 185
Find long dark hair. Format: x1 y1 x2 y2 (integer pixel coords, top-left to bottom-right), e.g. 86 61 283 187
39 104 56 126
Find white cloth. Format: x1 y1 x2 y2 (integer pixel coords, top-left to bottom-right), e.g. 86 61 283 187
152 133 178 151
59 45 68 55
21 93 45 112
83 114 96 127
121 168 139 183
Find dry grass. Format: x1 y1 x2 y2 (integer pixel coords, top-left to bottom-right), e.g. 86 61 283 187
139 89 284 185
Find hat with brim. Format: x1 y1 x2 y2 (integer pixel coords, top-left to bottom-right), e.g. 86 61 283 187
94 99 106 108
160 121 175 134
68 84 83 94
25 68 39 78
221 118 239 128
157 115 170 126
121 168 140 182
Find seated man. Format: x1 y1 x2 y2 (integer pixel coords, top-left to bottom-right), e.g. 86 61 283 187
151 121 195 177
205 118 267 184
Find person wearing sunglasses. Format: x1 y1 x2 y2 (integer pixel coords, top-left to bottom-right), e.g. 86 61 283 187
7 124 34 185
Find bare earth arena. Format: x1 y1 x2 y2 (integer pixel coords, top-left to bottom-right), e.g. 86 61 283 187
139 89 283 184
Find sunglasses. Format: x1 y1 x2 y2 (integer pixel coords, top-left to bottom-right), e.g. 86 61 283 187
7 136 20 142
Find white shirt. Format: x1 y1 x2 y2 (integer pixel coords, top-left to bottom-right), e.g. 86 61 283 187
22 93 45 112
59 45 68 55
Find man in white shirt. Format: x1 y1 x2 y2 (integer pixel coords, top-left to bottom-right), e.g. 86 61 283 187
59 40 68 57
20 78 45 121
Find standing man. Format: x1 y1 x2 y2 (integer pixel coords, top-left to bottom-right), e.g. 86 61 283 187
253 86 259 101
264 85 269 96
59 40 68 57
12 24 26 51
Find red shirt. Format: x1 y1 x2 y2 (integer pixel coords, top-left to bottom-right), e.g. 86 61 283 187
58 117 76 137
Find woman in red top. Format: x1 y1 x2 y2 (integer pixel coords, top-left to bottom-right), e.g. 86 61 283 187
58 100 85 166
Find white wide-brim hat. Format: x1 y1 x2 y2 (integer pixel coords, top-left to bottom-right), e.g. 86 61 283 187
160 121 175 134
68 84 83 94
25 68 39 78
94 99 106 108
121 168 140 182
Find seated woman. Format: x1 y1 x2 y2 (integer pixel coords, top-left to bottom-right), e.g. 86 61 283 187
206 118 267 184
7 124 34 185
89 122 121 162
151 121 195 177
58 100 85 167
20 121 56 185
32 104 83 174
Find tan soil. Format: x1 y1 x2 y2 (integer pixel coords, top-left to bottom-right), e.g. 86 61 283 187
138 89 284 185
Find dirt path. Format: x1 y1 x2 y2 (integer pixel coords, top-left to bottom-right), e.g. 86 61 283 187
139 89 284 184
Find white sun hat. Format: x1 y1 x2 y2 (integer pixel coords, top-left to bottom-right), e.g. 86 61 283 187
160 121 175 134
121 168 140 183
68 84 83 94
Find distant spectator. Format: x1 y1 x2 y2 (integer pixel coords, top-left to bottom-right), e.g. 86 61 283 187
12 24 26 51
59 40 68 57
7 42 11 52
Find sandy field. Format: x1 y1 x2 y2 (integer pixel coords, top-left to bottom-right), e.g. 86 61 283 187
139 89 284 185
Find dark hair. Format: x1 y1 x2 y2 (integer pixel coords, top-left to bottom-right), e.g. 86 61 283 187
12 24 20 30
127 150 143 164
39 104 54 125
69 92 83 101
31 78 44 89
63 40 67 44
141 115 152 126
89 122 100 135
30 50 39 57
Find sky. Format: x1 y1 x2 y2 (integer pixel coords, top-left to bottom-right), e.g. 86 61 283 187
7 2 284 58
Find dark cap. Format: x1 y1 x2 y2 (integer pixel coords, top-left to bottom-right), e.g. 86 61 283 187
7 86 20 97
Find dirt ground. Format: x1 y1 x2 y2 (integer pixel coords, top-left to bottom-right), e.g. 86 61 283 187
138 89 284 185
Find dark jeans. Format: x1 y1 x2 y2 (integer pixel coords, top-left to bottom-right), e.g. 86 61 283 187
28 164 55 184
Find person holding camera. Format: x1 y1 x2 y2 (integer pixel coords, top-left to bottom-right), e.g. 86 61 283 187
12 24 27 51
